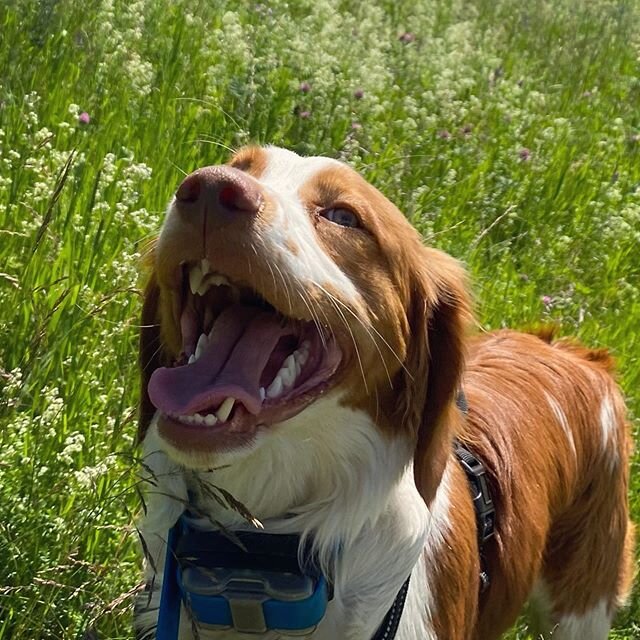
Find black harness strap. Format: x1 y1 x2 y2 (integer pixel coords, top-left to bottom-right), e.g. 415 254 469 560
454 390 496 592
371 576 411 640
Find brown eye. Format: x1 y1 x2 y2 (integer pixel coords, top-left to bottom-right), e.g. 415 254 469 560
320 207 360 228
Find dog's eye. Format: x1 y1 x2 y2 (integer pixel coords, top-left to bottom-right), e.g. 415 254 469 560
320 207 360 228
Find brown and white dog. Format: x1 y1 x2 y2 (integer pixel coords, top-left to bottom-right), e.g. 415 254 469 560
136 146 635 640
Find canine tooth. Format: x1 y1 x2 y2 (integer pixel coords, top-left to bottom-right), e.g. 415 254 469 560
188 354 196 365
189 264 204 295
195 333 208 360
201 258 210 275
204 413 217 426
266 375 283 398
216 397 235 422
259 387 266 401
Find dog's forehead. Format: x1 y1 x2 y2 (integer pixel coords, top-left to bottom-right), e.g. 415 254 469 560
259 146 344 193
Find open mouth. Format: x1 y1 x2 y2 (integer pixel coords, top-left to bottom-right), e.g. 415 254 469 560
148 259 343 451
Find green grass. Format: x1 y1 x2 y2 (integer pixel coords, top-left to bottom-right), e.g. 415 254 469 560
0 0 638 637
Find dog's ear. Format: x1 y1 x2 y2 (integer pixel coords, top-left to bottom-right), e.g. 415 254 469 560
397 247 470 506
138 272 163 444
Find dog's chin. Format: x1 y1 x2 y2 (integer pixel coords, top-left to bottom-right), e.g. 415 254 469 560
150 403 313 470
148 415 260 470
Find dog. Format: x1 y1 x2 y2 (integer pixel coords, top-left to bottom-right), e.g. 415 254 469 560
135 145 634 640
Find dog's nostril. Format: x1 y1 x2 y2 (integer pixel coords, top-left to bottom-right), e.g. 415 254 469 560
219 184 239 208
176 174 201 204
217 182 258 213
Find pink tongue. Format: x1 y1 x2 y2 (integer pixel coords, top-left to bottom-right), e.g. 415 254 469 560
148 305 293 416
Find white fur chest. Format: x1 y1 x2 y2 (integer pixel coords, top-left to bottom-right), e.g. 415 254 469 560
136 394 447 640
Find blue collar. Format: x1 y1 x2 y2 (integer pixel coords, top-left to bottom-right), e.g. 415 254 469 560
156 515 330 637
156 514 410 639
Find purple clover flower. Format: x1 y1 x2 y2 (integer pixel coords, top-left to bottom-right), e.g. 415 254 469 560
519 147 531 161
399 32 416 44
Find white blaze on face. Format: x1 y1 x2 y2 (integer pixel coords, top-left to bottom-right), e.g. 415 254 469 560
258 146 362 306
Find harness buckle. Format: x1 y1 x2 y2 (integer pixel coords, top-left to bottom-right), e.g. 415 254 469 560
454 443 496 544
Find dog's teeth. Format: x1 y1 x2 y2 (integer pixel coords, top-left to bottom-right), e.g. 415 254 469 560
188 354 196 365
189 264 204 295
197 279 211 297
193 413 205 425
284 354 296 372
266 375 283 398
297 342 310 365
201 258 210 276
292 350 305 373
216 397 235 422
280 355 296 387
204 413 217 426
194 333 208 360
259 387 266 401
210 274 230 287
197 273 233 297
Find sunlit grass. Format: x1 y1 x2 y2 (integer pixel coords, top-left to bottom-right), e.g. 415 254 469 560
0 0 638 638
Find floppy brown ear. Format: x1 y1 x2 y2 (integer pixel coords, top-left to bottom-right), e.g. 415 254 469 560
398 247 470 506
138 273 163 443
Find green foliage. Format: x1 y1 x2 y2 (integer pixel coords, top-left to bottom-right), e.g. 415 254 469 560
0 0 638 637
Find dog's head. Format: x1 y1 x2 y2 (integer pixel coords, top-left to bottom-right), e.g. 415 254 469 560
139 146 469 501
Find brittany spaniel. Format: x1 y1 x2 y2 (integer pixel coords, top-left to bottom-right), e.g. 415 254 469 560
135 146 634 640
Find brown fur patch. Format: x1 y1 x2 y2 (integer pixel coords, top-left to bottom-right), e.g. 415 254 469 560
228 145 268 178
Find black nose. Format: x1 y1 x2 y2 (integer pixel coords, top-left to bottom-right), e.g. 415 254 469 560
175 165 263 217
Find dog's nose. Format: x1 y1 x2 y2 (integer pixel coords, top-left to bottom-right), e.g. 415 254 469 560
175 166 263 219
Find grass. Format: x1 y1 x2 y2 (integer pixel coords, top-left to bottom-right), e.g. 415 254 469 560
0 0 638 638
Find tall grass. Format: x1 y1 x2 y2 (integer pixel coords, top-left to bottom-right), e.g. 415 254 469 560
0 0 638 638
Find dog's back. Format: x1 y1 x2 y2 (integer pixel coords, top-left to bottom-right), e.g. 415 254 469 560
454 330 635 639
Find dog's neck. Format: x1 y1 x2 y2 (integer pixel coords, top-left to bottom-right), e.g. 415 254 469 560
140 392 448 639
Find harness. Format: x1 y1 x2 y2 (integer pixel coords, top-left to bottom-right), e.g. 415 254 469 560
155 392 495 639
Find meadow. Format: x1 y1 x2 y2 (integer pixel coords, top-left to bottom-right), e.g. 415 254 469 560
0 0 638 638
